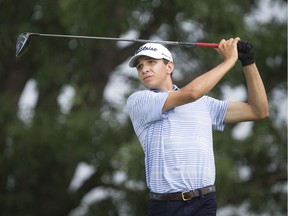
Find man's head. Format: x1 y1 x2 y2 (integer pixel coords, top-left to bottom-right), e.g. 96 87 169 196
129 43 173 68
129 43 174 91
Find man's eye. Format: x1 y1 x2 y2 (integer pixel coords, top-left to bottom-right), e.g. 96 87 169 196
137 65 143 70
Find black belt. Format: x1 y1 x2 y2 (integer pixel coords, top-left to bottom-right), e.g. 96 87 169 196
149 185 215 201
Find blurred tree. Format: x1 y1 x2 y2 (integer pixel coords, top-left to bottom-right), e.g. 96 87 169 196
0 0 286 215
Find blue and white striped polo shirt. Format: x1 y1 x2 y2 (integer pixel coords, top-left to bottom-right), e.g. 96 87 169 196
126 87 229 193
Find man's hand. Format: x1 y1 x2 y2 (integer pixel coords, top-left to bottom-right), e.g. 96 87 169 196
237 41 255 66
217 37 240 65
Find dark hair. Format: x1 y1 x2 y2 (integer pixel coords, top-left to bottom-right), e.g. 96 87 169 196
163 59 173 77
163 59 169 65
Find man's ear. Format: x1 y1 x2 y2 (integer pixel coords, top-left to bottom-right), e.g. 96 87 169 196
166 61 174 75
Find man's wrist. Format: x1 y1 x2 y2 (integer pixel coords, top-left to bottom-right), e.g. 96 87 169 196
224 58 237 67
242 63 257 72
241 59 255 66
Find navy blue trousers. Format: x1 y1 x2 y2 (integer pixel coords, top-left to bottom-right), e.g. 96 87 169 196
148 192 217 216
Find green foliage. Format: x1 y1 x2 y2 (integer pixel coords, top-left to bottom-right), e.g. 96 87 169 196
0 0 287 215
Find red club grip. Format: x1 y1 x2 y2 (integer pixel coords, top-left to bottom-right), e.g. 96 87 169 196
196 42 219 48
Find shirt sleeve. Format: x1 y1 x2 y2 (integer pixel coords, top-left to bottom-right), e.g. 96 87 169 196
203 96 229 131
126 90 169 136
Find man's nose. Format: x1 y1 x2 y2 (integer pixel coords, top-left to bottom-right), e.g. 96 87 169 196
141 64 150 73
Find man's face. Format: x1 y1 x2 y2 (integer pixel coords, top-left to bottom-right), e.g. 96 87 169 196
135 56 174 90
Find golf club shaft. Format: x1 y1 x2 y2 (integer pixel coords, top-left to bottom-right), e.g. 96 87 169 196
30 33 219 48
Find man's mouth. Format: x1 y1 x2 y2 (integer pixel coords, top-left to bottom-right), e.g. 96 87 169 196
143 75 152 81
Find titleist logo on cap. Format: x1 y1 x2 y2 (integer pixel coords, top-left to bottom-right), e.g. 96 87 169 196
135 46 157 55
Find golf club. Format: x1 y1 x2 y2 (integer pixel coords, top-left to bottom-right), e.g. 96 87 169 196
16 32 219 57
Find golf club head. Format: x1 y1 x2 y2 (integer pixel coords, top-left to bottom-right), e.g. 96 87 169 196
16 32 34 57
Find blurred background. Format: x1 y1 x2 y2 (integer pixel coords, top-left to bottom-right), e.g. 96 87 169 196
0 0 287 215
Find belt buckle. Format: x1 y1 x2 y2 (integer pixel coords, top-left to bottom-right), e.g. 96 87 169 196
181 191 191 201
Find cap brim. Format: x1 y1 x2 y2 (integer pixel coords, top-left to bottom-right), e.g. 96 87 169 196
128 51 164 68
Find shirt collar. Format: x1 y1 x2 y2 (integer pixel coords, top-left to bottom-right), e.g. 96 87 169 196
150 85 179 93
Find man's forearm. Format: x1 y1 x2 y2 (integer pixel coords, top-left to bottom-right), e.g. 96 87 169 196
162 59 236 112
182 58 236 99
243 63 269 119
163 38 239 113
182 38 239 100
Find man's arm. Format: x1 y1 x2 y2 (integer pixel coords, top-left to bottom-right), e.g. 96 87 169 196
224 63 269 123
163 37 240 113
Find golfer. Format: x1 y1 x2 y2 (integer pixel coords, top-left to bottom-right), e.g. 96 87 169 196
126 37 269 216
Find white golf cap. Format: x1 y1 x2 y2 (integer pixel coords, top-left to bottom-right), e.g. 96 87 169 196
128 43 173 68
